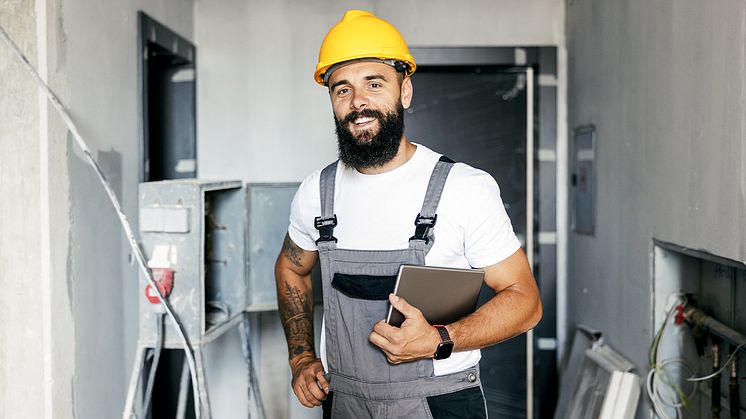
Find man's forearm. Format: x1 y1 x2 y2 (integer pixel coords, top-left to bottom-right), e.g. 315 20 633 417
447 284 542 352
278 272 315 360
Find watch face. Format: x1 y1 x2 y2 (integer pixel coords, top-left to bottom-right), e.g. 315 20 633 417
435 342 454 360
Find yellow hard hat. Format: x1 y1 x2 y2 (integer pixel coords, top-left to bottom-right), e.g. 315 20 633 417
314 10 416 85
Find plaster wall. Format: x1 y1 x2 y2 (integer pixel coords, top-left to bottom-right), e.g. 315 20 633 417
195 1 565 417
566 0 746 416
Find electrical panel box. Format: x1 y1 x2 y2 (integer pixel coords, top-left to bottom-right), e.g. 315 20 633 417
572 125 595 235
138 179 246 346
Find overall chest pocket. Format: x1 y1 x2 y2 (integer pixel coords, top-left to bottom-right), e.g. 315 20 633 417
331 273 397 300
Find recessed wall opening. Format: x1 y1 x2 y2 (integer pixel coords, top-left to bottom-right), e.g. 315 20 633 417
652 240 746 418
139 12 197 182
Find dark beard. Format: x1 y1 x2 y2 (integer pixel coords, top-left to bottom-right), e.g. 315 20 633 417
334 105 405 171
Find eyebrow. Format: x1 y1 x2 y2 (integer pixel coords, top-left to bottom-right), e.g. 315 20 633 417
330 73 388 91
365 73 388 82
330 79 350 91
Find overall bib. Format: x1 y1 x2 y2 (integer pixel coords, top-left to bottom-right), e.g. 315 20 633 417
315 156 485 418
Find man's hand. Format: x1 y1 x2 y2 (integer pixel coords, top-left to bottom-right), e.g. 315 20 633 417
289 353 329 407
369 294 440 364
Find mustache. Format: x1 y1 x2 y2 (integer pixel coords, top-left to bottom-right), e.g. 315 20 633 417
338 108 386 126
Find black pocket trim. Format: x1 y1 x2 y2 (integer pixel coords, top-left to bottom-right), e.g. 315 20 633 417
331 273 397 300
426 387 486 419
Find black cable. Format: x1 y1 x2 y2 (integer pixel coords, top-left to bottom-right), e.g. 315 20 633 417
142 313 164 416
240 313 266 419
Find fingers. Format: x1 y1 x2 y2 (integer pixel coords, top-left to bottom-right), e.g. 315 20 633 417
389 294 422 320
291 358 328 408
373 319 398 340
315 370 330 394
294 375 325 407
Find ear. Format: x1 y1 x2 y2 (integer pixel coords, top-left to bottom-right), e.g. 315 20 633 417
400 77 413 109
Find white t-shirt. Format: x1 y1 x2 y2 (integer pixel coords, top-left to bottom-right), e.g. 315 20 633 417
288 143 521 376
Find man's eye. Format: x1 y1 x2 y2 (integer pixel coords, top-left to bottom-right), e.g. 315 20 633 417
369 83 382 88
336 87 350 95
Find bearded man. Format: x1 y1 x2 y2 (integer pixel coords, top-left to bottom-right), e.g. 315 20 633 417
274 10 542 419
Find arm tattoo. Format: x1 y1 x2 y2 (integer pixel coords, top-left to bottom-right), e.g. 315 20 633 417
279 282 314 359
281 233 305 268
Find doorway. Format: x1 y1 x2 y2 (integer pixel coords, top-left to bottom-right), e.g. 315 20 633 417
406 47 558 419
139 12 197 182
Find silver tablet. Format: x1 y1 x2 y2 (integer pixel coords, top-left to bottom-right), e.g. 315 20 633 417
385 264 484 327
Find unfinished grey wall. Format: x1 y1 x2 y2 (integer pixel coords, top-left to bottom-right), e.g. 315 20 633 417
566 0 746 416
195 1 564 417
60 0 193 417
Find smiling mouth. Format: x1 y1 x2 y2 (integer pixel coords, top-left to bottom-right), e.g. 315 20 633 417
352 116 376 126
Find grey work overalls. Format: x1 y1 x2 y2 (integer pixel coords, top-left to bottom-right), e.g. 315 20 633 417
314 156 484 418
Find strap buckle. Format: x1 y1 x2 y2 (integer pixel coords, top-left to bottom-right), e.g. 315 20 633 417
409 213 437 243
314 215 338 244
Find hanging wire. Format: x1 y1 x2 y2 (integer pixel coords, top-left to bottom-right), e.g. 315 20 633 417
647 293 699 419
687 342 746 382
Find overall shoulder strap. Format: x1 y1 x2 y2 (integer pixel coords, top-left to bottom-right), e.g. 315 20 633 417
409 155 455 245
315 161 339 245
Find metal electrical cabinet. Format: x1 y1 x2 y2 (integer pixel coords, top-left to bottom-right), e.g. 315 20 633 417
246 183 301 311
126 179 296 418
137 179 247 346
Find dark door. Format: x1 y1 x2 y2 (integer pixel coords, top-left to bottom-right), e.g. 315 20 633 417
405 66 531 418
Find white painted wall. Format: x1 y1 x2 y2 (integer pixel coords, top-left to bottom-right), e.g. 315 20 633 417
566 0 746 417
195 1 564 417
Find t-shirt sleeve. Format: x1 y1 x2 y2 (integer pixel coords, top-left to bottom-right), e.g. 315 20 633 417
287 174 320 252
463 172 522 268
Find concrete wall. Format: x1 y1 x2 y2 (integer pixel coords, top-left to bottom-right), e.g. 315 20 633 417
566 0 746 417
2 0 193 417
194 1 564 417
1 2 47 418
1 0 73 417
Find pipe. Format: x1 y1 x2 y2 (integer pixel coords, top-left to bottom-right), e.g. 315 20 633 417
713 342 721 419
684 307 746 350
730 355 739 419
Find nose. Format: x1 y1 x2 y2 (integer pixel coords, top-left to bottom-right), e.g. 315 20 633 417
350 89 369 110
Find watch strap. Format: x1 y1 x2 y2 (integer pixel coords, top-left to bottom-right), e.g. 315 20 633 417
434 325 451 343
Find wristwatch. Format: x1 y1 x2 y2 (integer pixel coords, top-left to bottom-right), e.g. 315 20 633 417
433 325 454 360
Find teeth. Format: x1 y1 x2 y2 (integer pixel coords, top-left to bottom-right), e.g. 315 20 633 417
354 117 375 124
